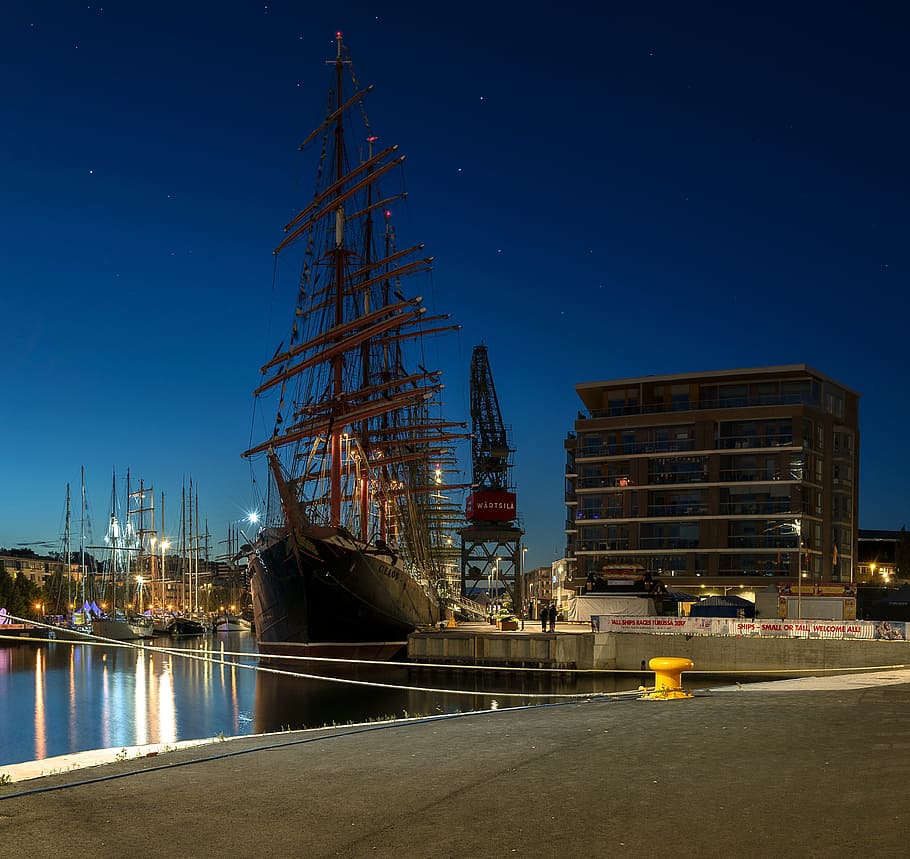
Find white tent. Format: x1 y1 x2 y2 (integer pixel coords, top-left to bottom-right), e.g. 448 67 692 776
569 593 655 621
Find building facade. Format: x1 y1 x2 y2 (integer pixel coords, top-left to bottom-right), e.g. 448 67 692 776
857 529 905 584
0 551 68 587
523 559 570 618
564 365 859 591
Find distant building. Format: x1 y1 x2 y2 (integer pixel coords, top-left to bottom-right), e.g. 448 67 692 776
564 365 859 591
522 560 569 618
857 530 902 583
0 551 66 587
523 565 552 615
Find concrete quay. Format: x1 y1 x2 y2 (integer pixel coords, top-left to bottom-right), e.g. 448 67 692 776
2 670 909 858
409 622 910 673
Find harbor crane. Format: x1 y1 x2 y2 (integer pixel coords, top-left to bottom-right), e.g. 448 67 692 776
459 345 524 623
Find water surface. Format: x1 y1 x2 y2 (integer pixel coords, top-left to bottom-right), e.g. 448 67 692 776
0 632 671 767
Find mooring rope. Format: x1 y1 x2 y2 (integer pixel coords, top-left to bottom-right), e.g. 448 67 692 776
0 617 634 700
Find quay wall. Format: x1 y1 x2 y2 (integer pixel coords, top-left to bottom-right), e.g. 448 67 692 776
408 629 910 673
604 633 910 672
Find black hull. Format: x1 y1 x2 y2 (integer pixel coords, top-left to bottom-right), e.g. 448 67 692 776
173 618 206 636
250 526 440 662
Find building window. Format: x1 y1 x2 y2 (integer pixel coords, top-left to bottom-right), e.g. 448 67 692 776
718 384 748 406
640 522 699 549
671 385 690 411
649 456 707 485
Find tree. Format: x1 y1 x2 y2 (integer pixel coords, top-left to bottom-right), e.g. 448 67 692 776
0 567 42 620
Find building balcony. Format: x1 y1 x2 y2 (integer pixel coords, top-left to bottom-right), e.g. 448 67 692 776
574 541 631 552
584 392 820 420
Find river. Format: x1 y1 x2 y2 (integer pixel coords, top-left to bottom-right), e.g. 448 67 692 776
0 631 654 768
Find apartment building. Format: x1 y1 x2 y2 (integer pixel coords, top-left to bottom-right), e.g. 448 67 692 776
564 365 858 591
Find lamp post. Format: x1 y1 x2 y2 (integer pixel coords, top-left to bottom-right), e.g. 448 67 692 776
520 546 528 630
149 536 157 608
555 561 564 618
793 519 803 622
160 540 170 608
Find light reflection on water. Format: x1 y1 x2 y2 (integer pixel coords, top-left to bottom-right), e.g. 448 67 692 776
0 633 722 768
0 634 261 766
34 648 46 760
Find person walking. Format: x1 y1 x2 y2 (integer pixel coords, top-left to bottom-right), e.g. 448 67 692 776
548 602 557 633
540 603 548 632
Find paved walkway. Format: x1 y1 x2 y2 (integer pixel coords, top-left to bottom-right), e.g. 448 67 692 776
2 671 908 858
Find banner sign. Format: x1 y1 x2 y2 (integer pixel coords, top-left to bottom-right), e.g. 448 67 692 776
465 490 516 521
593 616 907 641
777 583 858 597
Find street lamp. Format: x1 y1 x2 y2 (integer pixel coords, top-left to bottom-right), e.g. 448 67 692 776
555 561 565 616
520 546 528 630
792 519 803 621
160 540 170 607
149 536 157 607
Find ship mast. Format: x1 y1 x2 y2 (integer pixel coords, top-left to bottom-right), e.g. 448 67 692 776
329 30 346 527
358 131 377 541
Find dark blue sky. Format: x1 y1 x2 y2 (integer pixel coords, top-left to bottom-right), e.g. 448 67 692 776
2 2 907 568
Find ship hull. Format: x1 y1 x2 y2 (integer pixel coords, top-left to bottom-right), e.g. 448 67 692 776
173 617 207 636
250 525 440 664
91 616 154 641
214 615 252 632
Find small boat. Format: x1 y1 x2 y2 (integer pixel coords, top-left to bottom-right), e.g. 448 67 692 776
172 614 207 636
92 610 154 641
214 614 251 632
44 613 93 641
89 470 156 640
151 611 177 635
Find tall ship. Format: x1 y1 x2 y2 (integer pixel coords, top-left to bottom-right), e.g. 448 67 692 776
242 33 466 663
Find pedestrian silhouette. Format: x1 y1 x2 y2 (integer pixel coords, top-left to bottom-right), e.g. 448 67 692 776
540 604 548 632
548 602 557 632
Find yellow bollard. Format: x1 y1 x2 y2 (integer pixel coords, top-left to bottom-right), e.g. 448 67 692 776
644 656 694 700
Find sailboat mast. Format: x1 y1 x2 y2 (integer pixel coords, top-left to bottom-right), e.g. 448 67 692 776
64 482 72 610
180 484 186 611
160 490 166 607
80 466 86 606
186 477 196 611
107 469 118 613
125 468 132 612
329 30 346 527
193 479 199 613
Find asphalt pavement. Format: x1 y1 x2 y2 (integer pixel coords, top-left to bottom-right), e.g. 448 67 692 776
3 670 909 858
